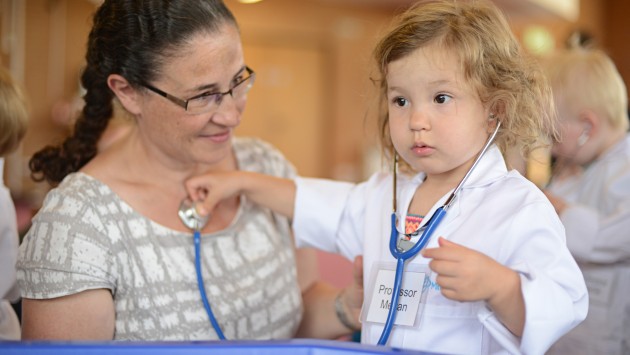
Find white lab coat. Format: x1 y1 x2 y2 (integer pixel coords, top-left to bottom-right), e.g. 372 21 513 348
547 134 630 355
294 146 588 355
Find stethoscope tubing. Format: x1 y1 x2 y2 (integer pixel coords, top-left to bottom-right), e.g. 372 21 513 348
194 230 227 340
388 208 447 260
377 256 405 344
378 208 446 345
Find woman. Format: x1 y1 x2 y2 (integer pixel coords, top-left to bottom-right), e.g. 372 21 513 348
17 0 361 340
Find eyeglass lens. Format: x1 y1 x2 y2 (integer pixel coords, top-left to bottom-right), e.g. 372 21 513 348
186 73 255 114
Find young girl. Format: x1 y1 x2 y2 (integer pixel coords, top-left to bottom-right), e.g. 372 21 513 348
185 0 588 353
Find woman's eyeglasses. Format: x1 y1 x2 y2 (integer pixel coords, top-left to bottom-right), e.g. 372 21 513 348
143 66 255 115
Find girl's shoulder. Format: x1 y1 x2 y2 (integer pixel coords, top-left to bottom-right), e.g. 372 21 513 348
486 169 551 207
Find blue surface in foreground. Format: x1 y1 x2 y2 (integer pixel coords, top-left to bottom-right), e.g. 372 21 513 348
0 338 436 355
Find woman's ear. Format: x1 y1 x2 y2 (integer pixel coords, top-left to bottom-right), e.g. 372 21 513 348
107 74 142 115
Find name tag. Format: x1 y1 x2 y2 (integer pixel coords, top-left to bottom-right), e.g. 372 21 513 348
365 268 425 326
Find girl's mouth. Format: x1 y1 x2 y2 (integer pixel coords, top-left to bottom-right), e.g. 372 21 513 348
411 144 434 156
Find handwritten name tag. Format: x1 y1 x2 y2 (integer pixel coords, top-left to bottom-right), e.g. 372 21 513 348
365 269 424 326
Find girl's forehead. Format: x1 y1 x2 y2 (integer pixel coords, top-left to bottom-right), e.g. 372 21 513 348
386 44 466 85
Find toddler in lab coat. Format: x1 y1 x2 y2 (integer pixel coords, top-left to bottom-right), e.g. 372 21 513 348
185 0 588 353
543 49 630 355
0 66 29 340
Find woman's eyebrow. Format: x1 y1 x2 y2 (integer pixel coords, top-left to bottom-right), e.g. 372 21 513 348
191 66 247 92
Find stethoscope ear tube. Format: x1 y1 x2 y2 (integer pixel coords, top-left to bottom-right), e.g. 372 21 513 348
379 208 445 346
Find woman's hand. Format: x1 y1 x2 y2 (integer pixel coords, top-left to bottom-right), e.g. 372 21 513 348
339 255 364 331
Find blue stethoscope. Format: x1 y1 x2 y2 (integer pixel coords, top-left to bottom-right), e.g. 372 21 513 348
178 200 227 340
378 122 501 345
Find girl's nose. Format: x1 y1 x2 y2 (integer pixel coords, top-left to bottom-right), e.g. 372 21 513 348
409 109 430 131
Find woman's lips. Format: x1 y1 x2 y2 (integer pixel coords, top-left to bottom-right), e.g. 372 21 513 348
203 130 231 143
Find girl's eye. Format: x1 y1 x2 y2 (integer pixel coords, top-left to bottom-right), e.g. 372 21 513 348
434 94 451 104
392 97 408 107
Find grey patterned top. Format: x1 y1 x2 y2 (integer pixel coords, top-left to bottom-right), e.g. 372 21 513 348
17 138 303 340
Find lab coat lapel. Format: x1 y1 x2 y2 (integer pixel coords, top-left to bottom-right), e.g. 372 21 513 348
400 145 508 249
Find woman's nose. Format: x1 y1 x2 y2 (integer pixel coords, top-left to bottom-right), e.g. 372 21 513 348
211 95 242 127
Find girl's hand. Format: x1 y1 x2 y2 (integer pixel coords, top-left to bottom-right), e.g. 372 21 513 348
421 237 515 303
185 171 297 219
184 171 245 216
421 237 524 336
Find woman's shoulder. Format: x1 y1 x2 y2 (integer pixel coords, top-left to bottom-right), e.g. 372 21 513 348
18 173 118 299
233 136 285 160
234 137 296 178
37 173 117 215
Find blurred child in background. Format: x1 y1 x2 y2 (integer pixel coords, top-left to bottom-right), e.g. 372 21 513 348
544 48 630 355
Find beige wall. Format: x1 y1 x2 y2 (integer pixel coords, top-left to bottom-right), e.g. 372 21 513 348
1 0 95 201
227 0 395 180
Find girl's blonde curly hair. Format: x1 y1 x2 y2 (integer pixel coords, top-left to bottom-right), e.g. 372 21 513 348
372 0 557 171
0 67 29 157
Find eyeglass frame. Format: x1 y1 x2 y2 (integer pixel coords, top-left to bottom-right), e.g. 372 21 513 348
142 66 255 114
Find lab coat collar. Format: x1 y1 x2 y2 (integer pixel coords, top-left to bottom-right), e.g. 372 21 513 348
397 145 508 231
408 144 508 188
456 144 508 188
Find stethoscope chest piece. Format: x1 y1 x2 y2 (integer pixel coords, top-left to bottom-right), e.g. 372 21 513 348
396 238 416 253
178 198 209 231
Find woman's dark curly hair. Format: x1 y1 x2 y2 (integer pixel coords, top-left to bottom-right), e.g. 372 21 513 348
30 0 237 185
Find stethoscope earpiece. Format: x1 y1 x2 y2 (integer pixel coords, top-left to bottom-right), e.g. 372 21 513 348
178 198 209 232
577 129 589 147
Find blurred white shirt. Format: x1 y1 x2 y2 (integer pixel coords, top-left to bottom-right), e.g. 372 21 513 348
0 158 21 340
